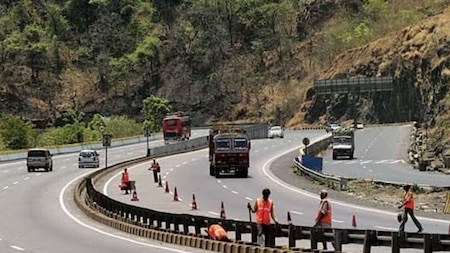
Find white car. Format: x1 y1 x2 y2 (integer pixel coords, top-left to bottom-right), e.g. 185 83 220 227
268 126 284 138
356 122 364 129
78 150 100 168
325 123 341 133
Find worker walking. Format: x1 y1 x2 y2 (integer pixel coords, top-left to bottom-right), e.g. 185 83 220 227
314 190 334 250
247 188 279 247
121 168 130 194
205 224 230 242
398 184 423 233
149 159 160 183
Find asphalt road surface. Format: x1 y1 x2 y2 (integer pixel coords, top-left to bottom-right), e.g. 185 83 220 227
101 128 450 253
0 130 212 253
322 124 450 186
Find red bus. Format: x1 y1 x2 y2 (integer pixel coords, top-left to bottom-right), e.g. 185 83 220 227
162 112 191 144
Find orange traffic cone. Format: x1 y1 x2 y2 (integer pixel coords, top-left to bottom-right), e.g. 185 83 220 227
287 211 292 225
192 194 198 210
165 181 169 193
157 175 163 187
131 187 139 201
173 187 179 201
352 214 357 228
220 201 226 219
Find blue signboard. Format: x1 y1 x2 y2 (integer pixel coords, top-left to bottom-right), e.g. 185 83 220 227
302 155 323 172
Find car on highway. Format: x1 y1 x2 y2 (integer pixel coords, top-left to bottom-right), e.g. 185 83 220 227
27 148 53 172
78 149 100 168
325 123 341 133
356 122 364 129
268 126 284 138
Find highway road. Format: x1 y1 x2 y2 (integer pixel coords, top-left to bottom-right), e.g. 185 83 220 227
101 128 450 252
322 124 450 186
0 130 211 253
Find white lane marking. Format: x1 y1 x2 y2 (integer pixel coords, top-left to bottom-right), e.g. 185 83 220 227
332 219 344 223
254 150 259 153
166 172 170 176
182 161 187 165
262 137 450 225
10 246 25 251
222 185 228 189
360 160 372 164
191 158 196 161
3 186 9 190
208 211 219 216
344 161 358 164
163 176 166 179
24 177 30 180
290 211 304 215
176 165 181 168
60 170 193 253
245 197 253 201
388 160 402 164
374 226 397 231
36 173 42 176
217 180 221 183
0 238 2 240
368 169 373 173
12 181 19 185
331 161 342 164
231 190 238 194
170 168 174 171
375 160 388 164
61 166 67 169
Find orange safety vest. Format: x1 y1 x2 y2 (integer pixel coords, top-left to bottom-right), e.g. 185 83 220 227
151 163 158 171
122 172 129 183
404 191 415 210
208 224 228 240
256 198 273 225
315 199 332 224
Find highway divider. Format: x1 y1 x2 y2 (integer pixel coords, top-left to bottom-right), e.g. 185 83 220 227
74 124 450 253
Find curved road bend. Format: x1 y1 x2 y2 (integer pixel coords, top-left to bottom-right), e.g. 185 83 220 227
323 125 450 186
0 130 210 253
102 129 449 252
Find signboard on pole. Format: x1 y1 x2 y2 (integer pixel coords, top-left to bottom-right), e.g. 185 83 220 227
102 134 111 147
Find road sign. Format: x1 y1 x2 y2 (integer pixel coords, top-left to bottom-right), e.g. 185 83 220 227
102 134 111 147
302 137 310 146
444 193 450 214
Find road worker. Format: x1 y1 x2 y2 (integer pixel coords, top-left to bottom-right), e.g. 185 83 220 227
314 189 334 250
121 168 130 194
149 159 160 183
248 188 279 247
206 224 230 242
398 184 423 233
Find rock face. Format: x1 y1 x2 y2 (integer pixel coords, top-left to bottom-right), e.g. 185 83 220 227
306 8 450 125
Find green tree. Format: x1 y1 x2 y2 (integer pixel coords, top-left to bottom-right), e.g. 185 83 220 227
0 114 33 149
63 109 85 143
141 95 171 131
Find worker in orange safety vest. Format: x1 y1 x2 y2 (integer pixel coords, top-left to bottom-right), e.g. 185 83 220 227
149 159 160 183
314 189 334 250
398 184 423 233
248 188 279 247
206 224 230 242
121 168 130 194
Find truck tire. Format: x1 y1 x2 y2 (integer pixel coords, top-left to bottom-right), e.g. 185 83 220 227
214 168 221 178
332 154 337 160
209 165 215 176
27 167 32 172
239 168 248 178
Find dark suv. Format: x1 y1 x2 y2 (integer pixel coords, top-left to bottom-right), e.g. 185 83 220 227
27 148 53 172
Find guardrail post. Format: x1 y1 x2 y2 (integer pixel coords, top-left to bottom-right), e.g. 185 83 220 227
183 218 189 234
334 229 343 251
165 214 171 230
194 218 201 235
362 230 376 253
424 234 432 253
288 224 295 248
235 223 242 241
268 224 276 247
391 232 400 253
251 224 258 243
174 215 180 232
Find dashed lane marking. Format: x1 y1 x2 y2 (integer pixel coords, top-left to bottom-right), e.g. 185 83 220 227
208 211 219 216
176 165 181 167
24 177 30 180
3 186 8 190
290 211 304 215
12 181 19 185
170 168 174 171
191 158 196 161
231 190 238 194
183 161 188 165
245 197 253 201
10 246 25 251
222 185 228 189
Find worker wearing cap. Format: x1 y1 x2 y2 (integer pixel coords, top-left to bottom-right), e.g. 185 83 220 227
314 189 333 250
248 188 279 247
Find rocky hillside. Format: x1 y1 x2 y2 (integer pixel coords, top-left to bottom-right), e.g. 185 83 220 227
1 0 450 148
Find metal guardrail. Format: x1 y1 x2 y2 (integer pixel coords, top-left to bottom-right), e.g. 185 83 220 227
73 124 450 253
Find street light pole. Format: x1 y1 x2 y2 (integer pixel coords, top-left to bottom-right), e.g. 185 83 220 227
145 127 150 157
99 123 108 169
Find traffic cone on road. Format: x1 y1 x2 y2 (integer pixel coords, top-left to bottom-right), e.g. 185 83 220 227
191 194 198 210
131 187 139 201
173 187 179 201
287 211 292 225
220 201 226 219
165 181 169 193
157 175 163 187
352 214 357 228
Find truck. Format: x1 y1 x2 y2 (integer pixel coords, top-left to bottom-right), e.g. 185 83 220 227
332 127 355 160
208 125 251 178
162 112 191 144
